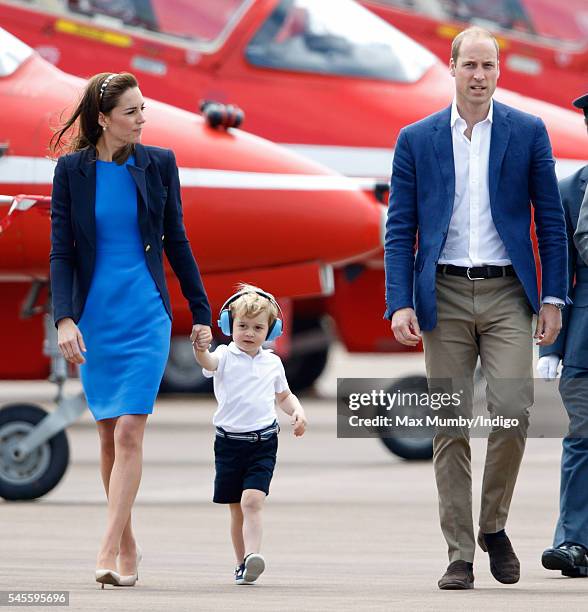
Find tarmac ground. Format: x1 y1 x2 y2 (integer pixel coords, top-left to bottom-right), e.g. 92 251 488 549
1 346 587 611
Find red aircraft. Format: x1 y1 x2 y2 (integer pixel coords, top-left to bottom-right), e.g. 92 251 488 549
0 27 384 389
361 0 588 110
0 0 586 384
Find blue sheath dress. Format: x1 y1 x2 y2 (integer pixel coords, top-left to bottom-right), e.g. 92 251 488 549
78 156 171 421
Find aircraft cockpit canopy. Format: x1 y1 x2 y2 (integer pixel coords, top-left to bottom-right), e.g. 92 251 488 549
11 0 253 51
245 0 436 83
0 27 33 77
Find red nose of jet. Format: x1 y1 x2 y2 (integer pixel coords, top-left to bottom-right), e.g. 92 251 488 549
0 74 384 278
149 108 384 273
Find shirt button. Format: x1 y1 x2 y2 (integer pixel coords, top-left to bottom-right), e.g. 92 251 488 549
145 244 151 252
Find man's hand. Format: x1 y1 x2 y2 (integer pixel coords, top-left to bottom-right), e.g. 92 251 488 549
391 307 422 346
190 324 212 351
534 304 562 346
57 317 86 364
536 354 561 380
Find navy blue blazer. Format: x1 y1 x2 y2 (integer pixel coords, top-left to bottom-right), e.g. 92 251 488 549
540 165 588 368
384 100 568 331
50 143 211 327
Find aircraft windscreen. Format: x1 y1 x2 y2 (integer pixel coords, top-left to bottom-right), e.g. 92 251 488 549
246 0 436 82
0 28 33 77
66 0 249 45
377 0 588 44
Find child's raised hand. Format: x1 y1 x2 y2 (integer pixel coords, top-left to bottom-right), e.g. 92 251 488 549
191 325 212 351
291 409 307 437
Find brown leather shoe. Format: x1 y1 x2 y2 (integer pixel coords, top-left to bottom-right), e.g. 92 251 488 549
438 560 474 590
478 530 520 584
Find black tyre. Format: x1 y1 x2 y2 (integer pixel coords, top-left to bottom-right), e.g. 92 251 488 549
0 403 70 500
377 376 434 461
283 317 330 392
160 337 213 394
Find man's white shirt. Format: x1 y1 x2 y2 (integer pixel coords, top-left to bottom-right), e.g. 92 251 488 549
439 99 511 267
202 342 289 432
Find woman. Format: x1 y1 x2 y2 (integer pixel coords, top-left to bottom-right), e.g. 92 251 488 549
49 72 212 587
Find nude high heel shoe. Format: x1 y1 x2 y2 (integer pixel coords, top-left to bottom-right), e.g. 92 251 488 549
116 546 142 587
95 568 121 589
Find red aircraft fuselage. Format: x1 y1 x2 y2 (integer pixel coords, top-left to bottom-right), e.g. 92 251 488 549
0 29 383 378
0 0 587 378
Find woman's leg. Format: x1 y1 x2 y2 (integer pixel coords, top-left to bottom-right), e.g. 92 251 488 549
229 503 245 564
96 414 147 574
240 489 266 556
96 419 137 572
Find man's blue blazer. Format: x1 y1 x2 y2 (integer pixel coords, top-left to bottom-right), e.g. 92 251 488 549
384 100 568 331
50 143 211 327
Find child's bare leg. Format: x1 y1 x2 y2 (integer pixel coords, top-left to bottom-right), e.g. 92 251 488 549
241 489 266 555
229 503 245 564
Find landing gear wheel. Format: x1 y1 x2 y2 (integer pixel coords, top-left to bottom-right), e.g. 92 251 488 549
0 403 70 500
377 376 433 461
160 337 214 393
283 318 330 392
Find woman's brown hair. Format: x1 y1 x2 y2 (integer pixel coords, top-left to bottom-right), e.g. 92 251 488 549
49 72 138 164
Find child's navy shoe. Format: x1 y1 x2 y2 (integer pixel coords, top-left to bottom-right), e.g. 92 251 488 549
242 553 265 584
235 563 245 585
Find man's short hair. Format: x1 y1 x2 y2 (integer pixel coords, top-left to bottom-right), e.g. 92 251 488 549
230 283 278 327
451 27 500 64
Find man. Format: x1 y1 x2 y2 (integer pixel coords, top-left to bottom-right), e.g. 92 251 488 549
538 93 588 578
384 26 567 590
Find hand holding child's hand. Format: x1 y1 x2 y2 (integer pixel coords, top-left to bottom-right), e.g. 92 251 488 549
191 324 212 351
291 408 307 437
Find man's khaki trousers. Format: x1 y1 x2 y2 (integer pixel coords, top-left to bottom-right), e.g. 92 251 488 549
422 271 533 563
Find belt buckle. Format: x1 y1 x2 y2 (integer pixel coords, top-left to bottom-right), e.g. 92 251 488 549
251 432 260 442
466 267 484 281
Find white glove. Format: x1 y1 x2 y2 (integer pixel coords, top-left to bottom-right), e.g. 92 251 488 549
536 354 561 381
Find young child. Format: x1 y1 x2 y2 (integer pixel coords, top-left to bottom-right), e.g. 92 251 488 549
193 284 307 585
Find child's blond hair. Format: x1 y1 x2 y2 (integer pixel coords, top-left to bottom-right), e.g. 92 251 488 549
230 284 278 328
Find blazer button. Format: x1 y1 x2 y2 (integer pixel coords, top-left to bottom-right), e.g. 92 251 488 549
145 244 151 252
161 235 165 241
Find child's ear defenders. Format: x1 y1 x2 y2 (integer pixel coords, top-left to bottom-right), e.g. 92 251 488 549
218 289 283 341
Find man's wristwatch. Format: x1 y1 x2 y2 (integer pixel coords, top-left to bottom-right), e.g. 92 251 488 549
545 302 565 310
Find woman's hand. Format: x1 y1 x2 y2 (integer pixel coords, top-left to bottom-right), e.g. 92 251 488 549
190 324 212 351
57 318 87 364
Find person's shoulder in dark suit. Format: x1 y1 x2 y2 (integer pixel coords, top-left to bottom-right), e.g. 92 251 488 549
558 166 586 199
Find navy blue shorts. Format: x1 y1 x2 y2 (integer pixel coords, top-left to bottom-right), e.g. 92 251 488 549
213 431 278 504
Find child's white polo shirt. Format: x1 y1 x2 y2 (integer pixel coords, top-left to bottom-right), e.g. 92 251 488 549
202 342 289 432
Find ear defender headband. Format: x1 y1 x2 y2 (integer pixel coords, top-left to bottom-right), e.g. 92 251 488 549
218 289 283 341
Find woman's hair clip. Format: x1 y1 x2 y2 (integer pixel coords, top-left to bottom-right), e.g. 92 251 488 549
99 74 118 101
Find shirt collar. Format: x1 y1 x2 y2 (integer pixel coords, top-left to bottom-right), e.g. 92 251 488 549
451 98 494 128
227 341 263 357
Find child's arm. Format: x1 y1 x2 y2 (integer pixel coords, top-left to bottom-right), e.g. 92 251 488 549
193 346 219 372
276 390 307 437
192 327 219 371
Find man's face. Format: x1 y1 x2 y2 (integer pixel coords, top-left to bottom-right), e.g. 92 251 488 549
450 36 499 109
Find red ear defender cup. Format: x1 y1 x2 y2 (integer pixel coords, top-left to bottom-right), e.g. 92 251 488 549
200 100 244 130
